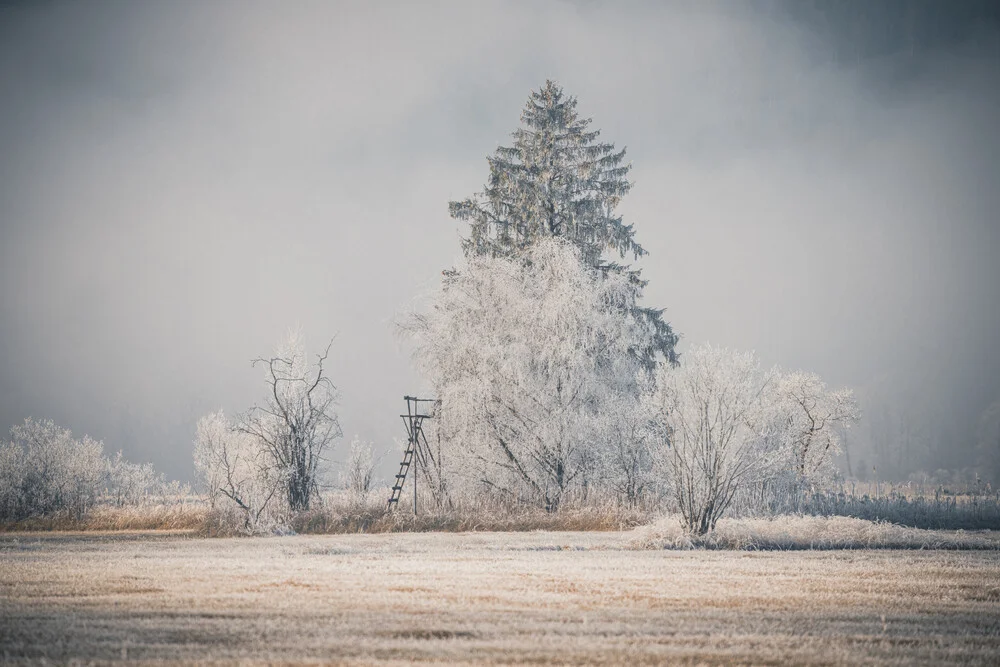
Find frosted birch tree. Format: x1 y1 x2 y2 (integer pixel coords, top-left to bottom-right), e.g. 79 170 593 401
406 239 654 510
777 371 860 484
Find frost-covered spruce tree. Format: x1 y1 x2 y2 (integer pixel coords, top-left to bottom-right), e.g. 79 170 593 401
449 80 677 366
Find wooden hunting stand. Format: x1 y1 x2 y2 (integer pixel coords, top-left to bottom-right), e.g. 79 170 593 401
387 395 439 514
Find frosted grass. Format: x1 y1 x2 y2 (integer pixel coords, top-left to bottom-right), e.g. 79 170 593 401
632 514 1000 550
2 530 999 664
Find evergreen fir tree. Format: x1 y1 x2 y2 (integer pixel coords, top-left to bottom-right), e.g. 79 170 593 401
449 80 678 365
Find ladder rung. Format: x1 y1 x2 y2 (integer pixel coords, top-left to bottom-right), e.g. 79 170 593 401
395 474 407 479
392 485 403 491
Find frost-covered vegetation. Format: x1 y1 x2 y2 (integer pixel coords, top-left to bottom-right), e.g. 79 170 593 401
0 418 190 525
648 345 862 534
632 514 1000 551
400 82 866 534
4 82 998 541
193 328 342 534
406 240 658 512
773 485 1000 531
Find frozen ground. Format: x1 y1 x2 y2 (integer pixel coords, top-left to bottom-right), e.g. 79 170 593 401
1 530 999 665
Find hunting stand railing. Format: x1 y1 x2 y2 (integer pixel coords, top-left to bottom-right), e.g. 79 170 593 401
387 395 441 514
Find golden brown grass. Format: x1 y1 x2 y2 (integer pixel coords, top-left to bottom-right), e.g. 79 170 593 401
1 493 653 536
1 531 998 664
289 503 651 535
0 504 206 532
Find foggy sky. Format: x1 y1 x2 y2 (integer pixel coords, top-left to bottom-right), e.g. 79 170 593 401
1 0 998 481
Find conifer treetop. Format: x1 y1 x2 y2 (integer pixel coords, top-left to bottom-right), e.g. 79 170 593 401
450 80 644 265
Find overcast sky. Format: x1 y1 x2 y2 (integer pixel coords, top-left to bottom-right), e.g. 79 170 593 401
1 1 998 481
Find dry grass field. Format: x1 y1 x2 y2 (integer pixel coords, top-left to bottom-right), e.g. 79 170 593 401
2 529 999 665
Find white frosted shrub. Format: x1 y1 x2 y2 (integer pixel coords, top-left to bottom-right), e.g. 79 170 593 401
0 418 105 520
343 436 376 505
105 450 162 507
645 345 863 533
646 346 788 535
194 410 288 534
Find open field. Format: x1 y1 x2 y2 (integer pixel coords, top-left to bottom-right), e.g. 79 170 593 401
2 531 1000 665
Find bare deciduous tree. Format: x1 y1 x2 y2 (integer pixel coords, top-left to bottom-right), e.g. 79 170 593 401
238 330 342 512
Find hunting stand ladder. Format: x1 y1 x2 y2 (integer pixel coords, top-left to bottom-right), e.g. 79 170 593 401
387 396 439 514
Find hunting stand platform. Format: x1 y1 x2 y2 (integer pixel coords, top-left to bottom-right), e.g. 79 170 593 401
387 395 439 514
